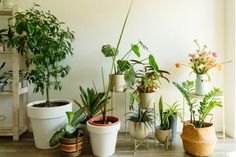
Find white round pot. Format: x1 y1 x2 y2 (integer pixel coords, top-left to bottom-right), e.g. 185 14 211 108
195 74 210 95
109 74 125 92
87 116 121 157
139 92 157 108
155 128 172 145
2 0 13 9
128 121 149 139
27 100 72 149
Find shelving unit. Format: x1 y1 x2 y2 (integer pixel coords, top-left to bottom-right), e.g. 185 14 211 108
0 6 28 141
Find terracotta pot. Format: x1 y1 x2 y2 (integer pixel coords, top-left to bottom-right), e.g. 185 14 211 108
128 121 149 139
60 130 84 157
181 121 217 156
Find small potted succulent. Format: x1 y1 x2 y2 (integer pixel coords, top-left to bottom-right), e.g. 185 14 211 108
129 56 170 110
127 105 154 139
50 110 86 157
173 81 222 156
8 4 75 149
175 39 229 95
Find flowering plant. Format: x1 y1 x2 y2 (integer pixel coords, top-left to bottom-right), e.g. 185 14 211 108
176 40 225 75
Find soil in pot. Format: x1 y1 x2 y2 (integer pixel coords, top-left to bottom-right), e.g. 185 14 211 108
33 101 68 107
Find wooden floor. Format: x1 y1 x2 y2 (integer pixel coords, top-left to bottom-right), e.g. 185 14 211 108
0 133 236 157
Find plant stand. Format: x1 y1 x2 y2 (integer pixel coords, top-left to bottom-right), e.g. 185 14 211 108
132 136 149 151
182 92 225 139
111 86 128 141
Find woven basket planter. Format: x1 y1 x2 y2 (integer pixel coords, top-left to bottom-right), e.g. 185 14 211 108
181 121 217 156
60 130 84 157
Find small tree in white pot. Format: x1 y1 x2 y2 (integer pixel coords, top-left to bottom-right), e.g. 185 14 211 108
8 4 75 149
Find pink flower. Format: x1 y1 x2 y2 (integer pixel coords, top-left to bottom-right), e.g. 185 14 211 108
212 52 218 58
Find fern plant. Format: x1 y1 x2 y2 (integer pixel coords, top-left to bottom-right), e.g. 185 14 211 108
173 81 223 128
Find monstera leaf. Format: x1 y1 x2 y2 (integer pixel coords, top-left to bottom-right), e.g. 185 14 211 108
101 45 117 57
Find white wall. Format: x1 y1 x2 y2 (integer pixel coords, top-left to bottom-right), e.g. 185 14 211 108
225 0 236 138
8 0 226 131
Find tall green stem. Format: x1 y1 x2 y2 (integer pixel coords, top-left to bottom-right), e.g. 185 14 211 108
103 0 134 123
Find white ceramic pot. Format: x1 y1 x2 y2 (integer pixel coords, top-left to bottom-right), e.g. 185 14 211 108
155 128 172 145
2 0 13 9
195 74 210 95
109 74 125 92
128 121 149 139
27 100 72 149
139 92 157 108
87 116 121 157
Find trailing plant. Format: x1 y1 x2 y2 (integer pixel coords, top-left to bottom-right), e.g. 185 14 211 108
8 4 75 107
49 110 86 147
158 96 182 130
127 104 154 128
173 81 223 128
74 86 107 120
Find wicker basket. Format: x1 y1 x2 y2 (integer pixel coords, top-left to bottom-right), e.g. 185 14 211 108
60 130 84 157
181 121 217 156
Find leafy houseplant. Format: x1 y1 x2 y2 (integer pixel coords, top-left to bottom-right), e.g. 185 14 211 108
173 81 223 156
129 56 170 110
74 86 107 121
155 96 181 147
49 110 86 157
127 105 154 139
0 62 9 91
7 4 75 149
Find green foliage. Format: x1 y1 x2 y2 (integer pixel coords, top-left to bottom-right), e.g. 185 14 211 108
49 110 86 147
127 105 154 128
0 28 7 44
158 97 182 130
74 86 107 120
173 81 223 128
0 62 9 88
7 4 75 106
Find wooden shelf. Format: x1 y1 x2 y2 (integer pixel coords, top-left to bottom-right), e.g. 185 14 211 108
0 10 12 16
0 50 13 54
0 87 28 96
0 125 28 136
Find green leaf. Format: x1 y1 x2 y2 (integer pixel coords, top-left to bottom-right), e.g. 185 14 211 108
66 112 74 125
149 54 159 71
124 67 136 86
65 124 76 134
117 60 131 72
101 45 116 57
49 130 65 147
131 44 141 57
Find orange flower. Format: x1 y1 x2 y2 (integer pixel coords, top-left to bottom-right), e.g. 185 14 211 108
175 63 181 68
216 64 223 71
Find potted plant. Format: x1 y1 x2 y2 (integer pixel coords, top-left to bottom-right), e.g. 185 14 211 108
85 0 137 155
175 39 229 95
8 4 75 149
127 105 154 139
0 62 12 91
100 0 146 93
49 110 86 157
0 28 7 51
155 96 172 149
173 81 222 156
129 57 170 110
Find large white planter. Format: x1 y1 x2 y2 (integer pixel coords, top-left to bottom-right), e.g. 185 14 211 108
87 116 121 157
109 74 125 92
195 74 210 95
139 92 157 108
27 100 72 149
128 121 149 139
2 0 13 9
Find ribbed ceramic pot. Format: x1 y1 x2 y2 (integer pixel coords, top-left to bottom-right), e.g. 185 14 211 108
128 121 149 139
195 74 210 95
